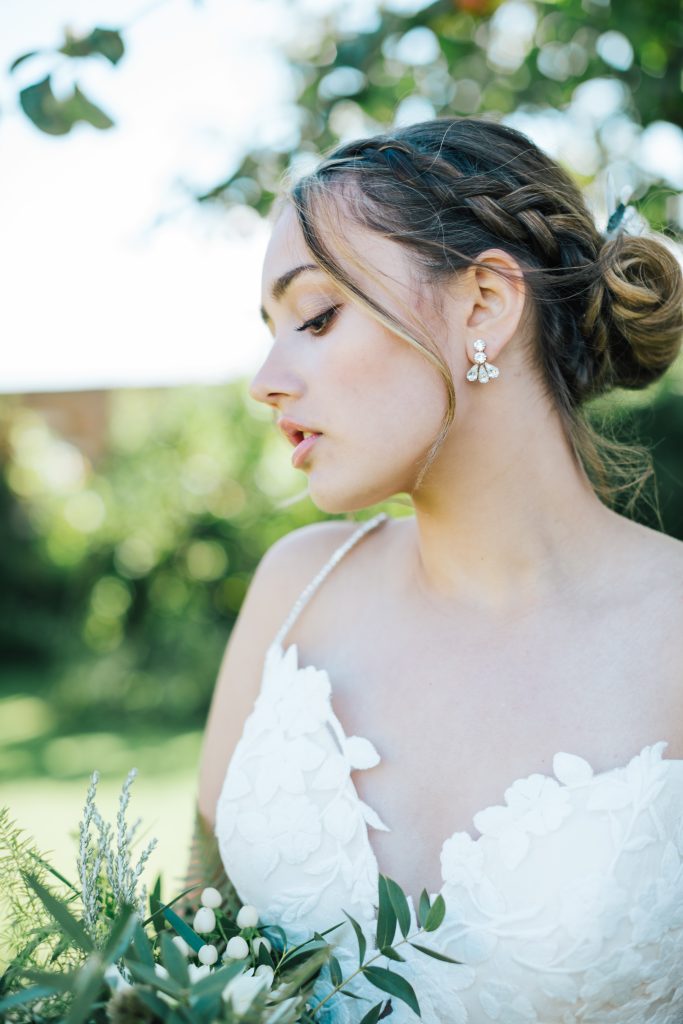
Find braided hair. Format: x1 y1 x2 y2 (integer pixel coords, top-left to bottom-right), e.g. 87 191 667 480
283 117 683 506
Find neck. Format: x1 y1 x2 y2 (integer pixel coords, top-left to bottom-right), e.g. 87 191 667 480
408 393 621 616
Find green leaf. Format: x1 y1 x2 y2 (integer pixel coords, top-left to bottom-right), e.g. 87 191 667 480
342 910 366 965
19 77 72 135
126 959 184 998
58 27 125 65
143 881 198 926
279 938 329 972
375 875 397 950
102 904 138 964
9 50 42 73
64 84 114 131
0 985 55 1012
149 873 164 937
329 954 342 986
260 922 287 952
129 918 155 966
134 987 171 1017
64 955 108 1024
418 889 431 928
384 876 411 938
19 76 114 135
28 851 79 894
408 942 462 964
362 965 420 1017
162 902 205 954
380 945 406 962
18 967 80 992
359 1002 386 1024
160 930 190 988
423 893 446 932
22 871 94 952
189 959 245 1001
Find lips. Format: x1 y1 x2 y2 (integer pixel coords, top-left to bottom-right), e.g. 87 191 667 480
278 417 323 448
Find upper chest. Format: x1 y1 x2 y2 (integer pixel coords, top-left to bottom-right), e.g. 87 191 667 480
283 540 683 897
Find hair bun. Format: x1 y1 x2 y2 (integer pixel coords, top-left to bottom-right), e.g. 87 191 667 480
601 232 683 390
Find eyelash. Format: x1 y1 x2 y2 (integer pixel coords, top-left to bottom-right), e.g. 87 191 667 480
295 305 340 336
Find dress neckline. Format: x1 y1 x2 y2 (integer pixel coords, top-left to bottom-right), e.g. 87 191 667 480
265 636 682 902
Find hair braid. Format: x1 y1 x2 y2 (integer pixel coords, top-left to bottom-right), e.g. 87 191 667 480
286 115 683 509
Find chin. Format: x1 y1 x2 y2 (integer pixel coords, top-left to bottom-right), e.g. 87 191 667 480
305 472 401 515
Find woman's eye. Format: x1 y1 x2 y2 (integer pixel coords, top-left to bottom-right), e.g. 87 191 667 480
295 305 340 336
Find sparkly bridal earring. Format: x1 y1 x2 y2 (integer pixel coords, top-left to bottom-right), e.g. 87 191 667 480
465 339 500 384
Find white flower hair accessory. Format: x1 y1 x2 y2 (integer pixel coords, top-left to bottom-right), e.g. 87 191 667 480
603 169 639 239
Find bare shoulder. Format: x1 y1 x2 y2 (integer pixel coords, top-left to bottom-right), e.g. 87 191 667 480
623 519 683 599
196 517 362 826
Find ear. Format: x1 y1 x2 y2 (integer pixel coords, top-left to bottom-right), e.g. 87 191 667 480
459 248 527 363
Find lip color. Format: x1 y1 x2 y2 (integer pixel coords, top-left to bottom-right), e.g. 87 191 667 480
291 433 321 468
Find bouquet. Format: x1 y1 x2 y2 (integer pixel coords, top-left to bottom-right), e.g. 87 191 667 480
0 768 459 1023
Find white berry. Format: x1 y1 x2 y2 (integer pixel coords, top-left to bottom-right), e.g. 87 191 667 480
225 935 250 959
236 904 259 929
198 943 218 966
171 935 191 957
193 907 216 934
200 886 222 909
254 963 274 987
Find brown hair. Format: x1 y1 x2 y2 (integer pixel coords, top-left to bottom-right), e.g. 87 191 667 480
283 116 683 512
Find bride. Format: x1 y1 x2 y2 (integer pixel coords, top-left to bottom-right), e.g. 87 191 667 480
185 117 683 1020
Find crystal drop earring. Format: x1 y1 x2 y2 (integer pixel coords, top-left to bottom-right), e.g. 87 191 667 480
465 339 500 384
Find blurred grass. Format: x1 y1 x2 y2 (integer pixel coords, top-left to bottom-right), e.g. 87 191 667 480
3 765 200 896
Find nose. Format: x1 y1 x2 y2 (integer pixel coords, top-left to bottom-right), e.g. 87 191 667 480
248 344 302 408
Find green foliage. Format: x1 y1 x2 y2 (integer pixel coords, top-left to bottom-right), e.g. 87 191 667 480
6 0 683 239
0 382 377 761
1 815 464 1024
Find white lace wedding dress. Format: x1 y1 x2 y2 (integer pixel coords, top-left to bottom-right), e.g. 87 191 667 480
215 512 683 1023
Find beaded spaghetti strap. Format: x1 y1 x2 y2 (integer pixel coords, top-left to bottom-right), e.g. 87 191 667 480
272 512 389 650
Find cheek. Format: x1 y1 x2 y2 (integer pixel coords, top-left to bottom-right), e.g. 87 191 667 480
327 323 447 453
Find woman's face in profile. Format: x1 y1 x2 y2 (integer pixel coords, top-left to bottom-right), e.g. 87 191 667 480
251 201 452 513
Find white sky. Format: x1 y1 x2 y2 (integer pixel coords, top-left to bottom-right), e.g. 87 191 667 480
0 0 302 393
1 1 681 394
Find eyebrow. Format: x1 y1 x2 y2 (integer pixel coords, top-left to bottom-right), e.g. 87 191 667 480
260 263 319 324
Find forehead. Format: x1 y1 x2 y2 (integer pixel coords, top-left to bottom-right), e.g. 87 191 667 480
260 194 419 307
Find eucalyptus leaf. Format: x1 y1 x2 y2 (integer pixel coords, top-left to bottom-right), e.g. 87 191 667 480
362 965 420 1017
342 910 366 965
329 954 342 986
380 945 406 962
384 876 411 939
423 894 446 932
418 889 431 928
376 875 397 950
359 1002 385 1024
408 942 461 964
